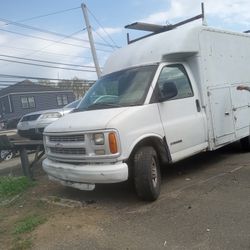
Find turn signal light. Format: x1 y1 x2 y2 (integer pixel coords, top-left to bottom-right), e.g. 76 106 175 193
109 132 118 154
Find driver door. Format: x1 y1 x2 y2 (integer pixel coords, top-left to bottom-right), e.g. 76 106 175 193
156 64 207 161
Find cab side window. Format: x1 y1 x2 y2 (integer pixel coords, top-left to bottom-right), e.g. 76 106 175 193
157 65 193 100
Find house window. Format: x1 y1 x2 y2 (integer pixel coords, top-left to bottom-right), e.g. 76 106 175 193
21 97 28 108
57 96 63 106
62 95 68 105
28 97 35 108
57 95 68 106
21 97 36 109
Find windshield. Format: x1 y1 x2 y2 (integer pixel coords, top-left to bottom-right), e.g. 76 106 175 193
64 99 80 109
76 65 157 111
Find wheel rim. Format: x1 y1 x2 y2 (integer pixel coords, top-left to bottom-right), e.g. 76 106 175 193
1 150 13 161
151 156 158 188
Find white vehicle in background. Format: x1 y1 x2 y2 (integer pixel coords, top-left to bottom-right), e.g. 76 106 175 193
17 99 80 139
42 16 250 201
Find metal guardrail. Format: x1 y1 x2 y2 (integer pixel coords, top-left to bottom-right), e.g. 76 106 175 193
0 134 44 180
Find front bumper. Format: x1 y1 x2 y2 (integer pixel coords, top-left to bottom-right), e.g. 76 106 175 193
42 158 128 189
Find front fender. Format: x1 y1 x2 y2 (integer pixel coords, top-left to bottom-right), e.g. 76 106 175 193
127 134 172 165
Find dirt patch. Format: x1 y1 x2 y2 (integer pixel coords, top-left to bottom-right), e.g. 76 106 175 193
0 162 112 250
31 209 109 250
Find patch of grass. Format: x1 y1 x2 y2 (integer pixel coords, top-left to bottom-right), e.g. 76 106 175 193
0 176 35 199
12 236 32 250
13 215 46 235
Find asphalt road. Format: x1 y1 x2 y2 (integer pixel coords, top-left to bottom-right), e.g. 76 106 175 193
1 142 250 249
40 143 250 250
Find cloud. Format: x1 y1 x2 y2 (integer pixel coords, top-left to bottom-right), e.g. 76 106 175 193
140 0 250 27
95 27 122 36
92 27 123 49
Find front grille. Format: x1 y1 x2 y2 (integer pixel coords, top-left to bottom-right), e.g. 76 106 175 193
18 129 42 139
50 147 86 155
49 135 85 142
21 114 40 121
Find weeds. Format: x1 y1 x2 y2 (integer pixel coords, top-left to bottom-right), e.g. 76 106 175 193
13 215 46 235
12 236 32 250
0 176 34 199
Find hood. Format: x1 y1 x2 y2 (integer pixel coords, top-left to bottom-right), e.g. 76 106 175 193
22 108 65 117
44 107 129 133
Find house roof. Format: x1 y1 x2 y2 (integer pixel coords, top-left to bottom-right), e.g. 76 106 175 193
0 80 72 97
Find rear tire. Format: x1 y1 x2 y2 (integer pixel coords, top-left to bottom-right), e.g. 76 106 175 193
240 136 250 151
133 146 161 201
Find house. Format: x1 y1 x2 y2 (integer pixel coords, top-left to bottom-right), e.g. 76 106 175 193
0 80 75 126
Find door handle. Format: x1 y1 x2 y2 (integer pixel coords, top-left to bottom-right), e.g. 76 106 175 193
195 99 201 112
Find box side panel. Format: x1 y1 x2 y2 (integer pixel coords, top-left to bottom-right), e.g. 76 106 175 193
199 30 250 149
199 30 250 87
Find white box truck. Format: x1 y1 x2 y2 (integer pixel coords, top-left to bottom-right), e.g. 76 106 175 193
42 21 250 201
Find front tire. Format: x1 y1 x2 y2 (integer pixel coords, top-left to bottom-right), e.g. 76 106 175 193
133 146 161 201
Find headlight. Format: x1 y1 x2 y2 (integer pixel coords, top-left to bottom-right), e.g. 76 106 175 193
40 112 62 119
93 133 105 145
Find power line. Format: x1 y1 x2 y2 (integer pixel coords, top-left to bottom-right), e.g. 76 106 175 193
93 30 114 49
0 54 97 69
21 29 87 59
0 16 118 49
0 58 97 72
0 28 113 52
0 44 93 60
13 7 81 23
86 6 119 48
0 29 93 73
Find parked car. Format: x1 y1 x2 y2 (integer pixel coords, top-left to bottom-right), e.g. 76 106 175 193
17 99 80 139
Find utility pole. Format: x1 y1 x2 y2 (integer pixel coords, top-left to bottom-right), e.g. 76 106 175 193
81 3 101 78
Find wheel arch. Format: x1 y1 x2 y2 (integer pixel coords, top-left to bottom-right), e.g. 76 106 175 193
127 135 172 166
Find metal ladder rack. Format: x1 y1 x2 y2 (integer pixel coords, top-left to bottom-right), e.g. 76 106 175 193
125 3 205 44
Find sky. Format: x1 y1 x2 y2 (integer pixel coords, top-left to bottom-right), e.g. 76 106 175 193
0 0 250 87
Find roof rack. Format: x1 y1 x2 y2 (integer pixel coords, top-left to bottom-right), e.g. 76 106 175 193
125 2 205 44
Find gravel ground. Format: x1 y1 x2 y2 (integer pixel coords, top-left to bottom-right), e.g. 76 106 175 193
0 142 250 250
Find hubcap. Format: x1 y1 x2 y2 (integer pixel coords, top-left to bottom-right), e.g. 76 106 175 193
0 150 13 161
151 157 158 188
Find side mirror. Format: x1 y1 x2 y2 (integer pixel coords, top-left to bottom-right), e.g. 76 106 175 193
159 81 178 102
